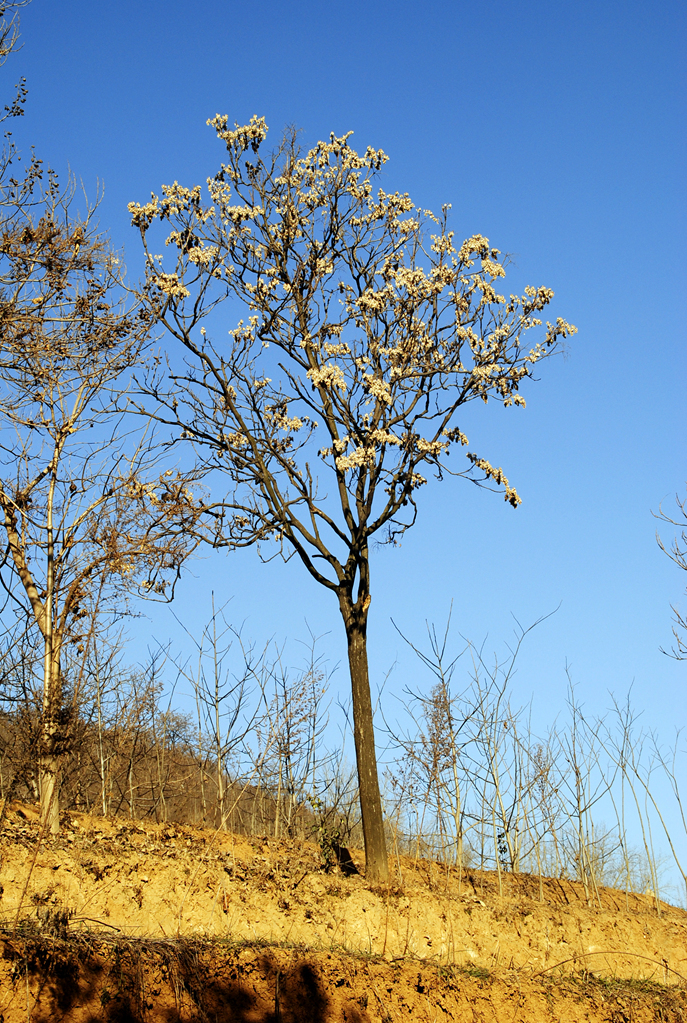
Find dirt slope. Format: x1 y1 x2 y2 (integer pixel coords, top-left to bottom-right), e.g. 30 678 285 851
0 803 685 1021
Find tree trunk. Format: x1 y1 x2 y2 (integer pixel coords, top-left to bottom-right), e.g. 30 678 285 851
40 643 61 836
339 595 389 883
39 752 60 835
39 462 61 835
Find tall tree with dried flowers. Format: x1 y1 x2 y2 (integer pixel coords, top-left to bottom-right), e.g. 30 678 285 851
0 181 201 834
130 116 576 880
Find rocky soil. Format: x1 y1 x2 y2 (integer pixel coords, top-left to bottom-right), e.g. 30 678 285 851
0 802 685 1021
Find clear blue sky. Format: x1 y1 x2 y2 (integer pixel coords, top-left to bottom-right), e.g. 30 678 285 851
10 0 686 739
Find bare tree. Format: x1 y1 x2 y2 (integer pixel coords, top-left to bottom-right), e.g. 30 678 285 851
253 639 329 839
655 487 687 659
386 614 471 866
0 182 201 833
130 117 576 880
168 600 259 830
0 1 29 127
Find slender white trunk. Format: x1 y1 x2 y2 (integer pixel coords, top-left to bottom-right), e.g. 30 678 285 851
96 669 108 816
40 468 60 835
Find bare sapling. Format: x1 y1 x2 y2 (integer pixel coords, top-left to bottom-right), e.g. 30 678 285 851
310 740 362 870
466 647 524 885
600 693 686 911
252 637 329 839
385 613 472 867
549 680 614 905
87 636 129 817
388 612 554 883
168 599 260 830
524 734 566 897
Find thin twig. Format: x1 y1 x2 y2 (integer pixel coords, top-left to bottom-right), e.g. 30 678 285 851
531 950 685 983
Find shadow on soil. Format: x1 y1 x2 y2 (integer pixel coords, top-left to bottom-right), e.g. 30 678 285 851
1 935 363 1023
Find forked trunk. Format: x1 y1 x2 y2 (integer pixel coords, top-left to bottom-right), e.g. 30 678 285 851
339 595 389 883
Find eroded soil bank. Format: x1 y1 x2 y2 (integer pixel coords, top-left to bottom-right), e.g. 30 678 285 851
1 936 686 1023
0 803 685 1020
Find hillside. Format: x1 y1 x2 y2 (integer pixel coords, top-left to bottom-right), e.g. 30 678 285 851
0 802 685 1021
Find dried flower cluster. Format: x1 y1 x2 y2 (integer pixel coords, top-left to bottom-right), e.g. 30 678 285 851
131 118 575 550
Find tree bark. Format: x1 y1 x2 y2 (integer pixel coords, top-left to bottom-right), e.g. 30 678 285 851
39 751 60 835
339 594 389 883
40 643 61 836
